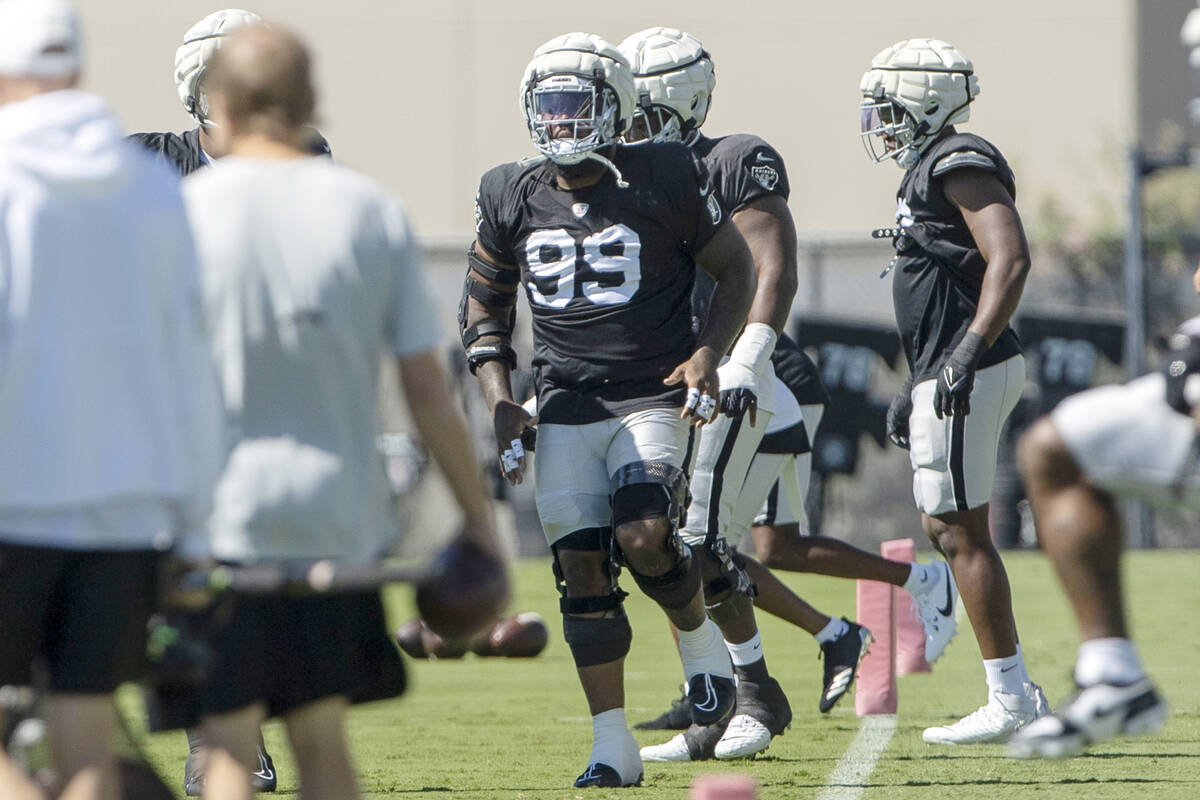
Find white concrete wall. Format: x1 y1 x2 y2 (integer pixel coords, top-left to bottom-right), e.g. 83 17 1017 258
80 0 1137 242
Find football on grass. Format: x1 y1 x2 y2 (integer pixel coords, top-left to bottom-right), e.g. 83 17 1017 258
480 612 549 658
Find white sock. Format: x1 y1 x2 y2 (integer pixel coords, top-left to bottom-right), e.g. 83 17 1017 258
677 618 733 679
902 561 937 595
1016 644 1032 685
1075 637 1146 687
725 632 764 667
590 708 636 777
814 617 849 644
983 652 1026 696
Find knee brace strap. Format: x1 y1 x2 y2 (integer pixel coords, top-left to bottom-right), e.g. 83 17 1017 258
552 528 627 614
704 583 755 626
628 540 701 610
563 612 632 668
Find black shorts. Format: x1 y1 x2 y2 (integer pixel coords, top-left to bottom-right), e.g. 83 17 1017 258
0 541 160 693
152 589 405 729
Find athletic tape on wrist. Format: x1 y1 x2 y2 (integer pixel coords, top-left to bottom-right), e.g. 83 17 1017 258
729 323 778 376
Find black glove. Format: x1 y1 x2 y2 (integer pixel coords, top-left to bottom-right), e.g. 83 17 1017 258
934 332 985 419
1164 332 1200 416
887 375 914 449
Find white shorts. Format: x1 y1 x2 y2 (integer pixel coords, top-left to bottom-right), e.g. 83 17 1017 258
681 406 772 548
533 408 692 545
908 355 1025 516
744 404 825 530
1053 374 1200 510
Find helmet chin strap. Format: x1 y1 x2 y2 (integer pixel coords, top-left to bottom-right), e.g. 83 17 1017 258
582 150 629 188
520 150 629 188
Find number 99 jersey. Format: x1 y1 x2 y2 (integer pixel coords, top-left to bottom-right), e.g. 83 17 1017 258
475 143 725 424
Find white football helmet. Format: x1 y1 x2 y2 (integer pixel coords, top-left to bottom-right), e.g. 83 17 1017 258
859 38 979 169
1182 5 1200 123
174 8 262 123
617 27 715 145
518 33 635 167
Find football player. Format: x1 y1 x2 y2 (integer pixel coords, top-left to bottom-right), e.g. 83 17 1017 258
127 9 284 795
463 33 757 788
621 28 957 760
1005 9 1200 757
860 38 1048 743
129 8 328 176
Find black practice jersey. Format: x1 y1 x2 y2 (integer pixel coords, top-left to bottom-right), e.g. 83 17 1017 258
128 127 332 177
688 133 828 408
475 144 725 424
891 132 1023 382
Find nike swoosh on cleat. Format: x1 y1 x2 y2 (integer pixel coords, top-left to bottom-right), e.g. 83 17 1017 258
694 675 718 713
936 567 954 617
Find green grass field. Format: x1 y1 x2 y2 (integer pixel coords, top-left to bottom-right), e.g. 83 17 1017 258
129 550 1200 799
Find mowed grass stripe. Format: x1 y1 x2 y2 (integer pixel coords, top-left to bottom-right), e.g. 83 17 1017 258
124 550 1200 798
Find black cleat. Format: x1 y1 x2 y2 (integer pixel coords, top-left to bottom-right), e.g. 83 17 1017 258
573 762 643 788
735 674 792 736
252 745 277 792
639 721 726 762
184 744 277 796
819 620 872 713
633 689 692 730
687 673 736 726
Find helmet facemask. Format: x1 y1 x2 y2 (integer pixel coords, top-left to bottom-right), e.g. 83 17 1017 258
859 91 924 169
525 72 621 165
625 96 685 145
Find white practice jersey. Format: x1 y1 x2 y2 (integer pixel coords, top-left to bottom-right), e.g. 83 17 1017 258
183 156 440 563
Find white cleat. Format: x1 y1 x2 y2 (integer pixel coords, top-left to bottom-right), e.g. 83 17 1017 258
909 560 958 663
714 714 772 760
639 733 692 762
923 689 1037 745
1008 677 1168 759
1026 682 1051 719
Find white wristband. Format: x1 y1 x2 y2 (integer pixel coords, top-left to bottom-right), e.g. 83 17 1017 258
729 322 778 377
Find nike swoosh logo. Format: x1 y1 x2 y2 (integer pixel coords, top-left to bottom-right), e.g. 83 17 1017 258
694 675 718 713
1000 664 1017 673
254 751 274 780
754 152 774 163
936 566 954 617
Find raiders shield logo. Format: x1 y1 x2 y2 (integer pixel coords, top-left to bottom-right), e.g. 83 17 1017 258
751 165 779 191
706 193 723 225
572 203 589 218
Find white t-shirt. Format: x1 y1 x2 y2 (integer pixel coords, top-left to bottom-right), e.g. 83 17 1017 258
183 156 441 563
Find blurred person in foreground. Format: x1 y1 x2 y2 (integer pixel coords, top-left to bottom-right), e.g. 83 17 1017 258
1005 8 1200 758
0 1 225 798
860 38 1047 744
164 25 508 800
127 9 323 794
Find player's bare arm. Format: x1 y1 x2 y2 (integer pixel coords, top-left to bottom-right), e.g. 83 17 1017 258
665 221 757 425
463 239 536 485
732 194 799 335
933 167 1031 418
943 168 1031 346
398 349 504 560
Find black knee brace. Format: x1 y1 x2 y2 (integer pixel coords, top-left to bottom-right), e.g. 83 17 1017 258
611 460 690 529
552 528 632 668
624 530 702 611
562 613 633 668
701 542 756 625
